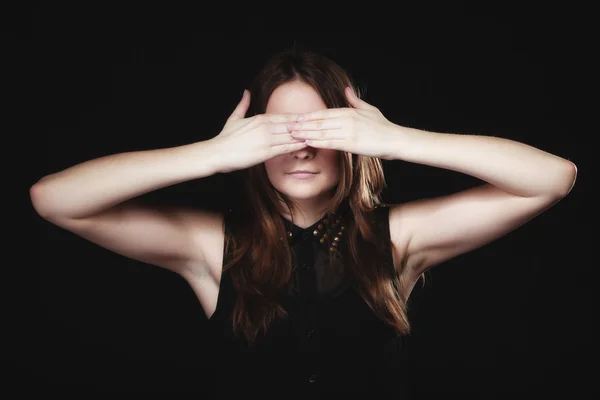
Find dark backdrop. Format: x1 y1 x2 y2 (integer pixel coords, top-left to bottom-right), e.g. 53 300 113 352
12 3 595 397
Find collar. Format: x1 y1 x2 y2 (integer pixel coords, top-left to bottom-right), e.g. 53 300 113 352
281 212 346 253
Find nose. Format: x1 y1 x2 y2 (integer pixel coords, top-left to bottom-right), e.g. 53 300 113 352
291 146 315 159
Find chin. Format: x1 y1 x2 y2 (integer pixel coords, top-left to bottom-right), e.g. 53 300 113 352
278 187 325 200
276 182 337 201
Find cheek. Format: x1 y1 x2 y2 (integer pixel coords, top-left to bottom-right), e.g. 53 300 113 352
331 153 343 180
327 151 342 169
264 158 283 179
264 157 278 171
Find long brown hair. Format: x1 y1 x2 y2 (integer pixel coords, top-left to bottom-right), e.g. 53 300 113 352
224 49 412 346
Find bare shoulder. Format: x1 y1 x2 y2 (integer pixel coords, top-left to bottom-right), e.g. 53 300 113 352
43 199 227 282
388 182 547 278
179 208 225 319
182 208 225 283
388 202 414 257
388 202 424 284
39 199 227 319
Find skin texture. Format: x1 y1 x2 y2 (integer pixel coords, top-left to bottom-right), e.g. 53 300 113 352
264 80 341 228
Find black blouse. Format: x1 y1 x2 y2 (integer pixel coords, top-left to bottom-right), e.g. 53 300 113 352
205 205 411 396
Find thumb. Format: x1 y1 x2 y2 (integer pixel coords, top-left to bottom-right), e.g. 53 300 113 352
345 86 373 110
227 90 251 121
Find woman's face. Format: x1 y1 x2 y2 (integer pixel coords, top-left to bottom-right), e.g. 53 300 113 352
264 80 341 209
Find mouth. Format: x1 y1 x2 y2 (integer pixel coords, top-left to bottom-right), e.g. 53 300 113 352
287 171 318 178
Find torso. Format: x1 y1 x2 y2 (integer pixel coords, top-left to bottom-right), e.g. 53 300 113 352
182 212 418 320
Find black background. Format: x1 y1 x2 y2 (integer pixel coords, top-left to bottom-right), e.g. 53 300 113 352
10 2 595 397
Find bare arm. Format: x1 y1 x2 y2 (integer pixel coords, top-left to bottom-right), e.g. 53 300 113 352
386 127 576 277
30 139 222 220
29 139 226 274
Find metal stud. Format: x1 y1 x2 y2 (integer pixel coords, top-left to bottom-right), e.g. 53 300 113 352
286 212 345 250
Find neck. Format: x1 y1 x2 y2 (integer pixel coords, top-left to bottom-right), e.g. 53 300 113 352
280 209 328 229
277 193 337 229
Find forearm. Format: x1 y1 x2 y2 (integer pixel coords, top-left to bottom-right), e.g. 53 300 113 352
30 139 224 219
389 125 577 198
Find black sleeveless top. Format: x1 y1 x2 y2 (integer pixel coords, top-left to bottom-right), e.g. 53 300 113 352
204 205 411 397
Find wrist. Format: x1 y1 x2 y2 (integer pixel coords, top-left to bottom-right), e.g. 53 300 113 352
387 124 437 162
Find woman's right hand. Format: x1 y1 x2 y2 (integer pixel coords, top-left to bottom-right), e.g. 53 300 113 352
211 90 308 173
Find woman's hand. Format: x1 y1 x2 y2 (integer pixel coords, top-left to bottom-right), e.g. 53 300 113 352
288 87 399 160
212 90 307 173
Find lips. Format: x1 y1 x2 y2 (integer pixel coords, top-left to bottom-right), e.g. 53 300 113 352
288 171 317 174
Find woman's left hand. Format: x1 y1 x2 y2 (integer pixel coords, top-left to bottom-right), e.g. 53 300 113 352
288 87 398 160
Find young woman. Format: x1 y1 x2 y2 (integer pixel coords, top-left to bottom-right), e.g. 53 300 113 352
30 50 577 395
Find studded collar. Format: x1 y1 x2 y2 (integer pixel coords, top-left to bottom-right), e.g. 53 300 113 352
281 211 346 253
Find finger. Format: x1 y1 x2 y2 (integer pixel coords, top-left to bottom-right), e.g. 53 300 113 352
299 108 348 121
264 113 304 124
270 132 308 146
303 139 343 151
228 90 251 121
267 125 310 144
345 86 375 110
288 117 344 132
268 122 302 135
290 129 345 140
272 141 309 155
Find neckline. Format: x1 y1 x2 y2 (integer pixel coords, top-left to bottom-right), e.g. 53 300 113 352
280 214 324 232
281 211 347 252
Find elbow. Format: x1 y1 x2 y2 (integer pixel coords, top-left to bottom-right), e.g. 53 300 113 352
560 161 578 197
29 181 54 220
549 161 577 200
